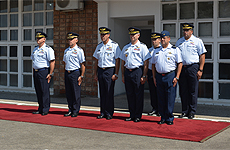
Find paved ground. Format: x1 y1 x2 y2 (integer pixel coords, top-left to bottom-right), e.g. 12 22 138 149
0 91 230 149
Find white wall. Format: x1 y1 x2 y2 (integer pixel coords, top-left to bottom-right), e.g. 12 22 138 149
95 0 162 96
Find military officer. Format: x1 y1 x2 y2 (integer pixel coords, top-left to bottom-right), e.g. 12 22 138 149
176 23 206 119
63 32 86 117
120 27 151 122
147 32 161 116
151 31 183 125
31 31 55 116
93 27 121 120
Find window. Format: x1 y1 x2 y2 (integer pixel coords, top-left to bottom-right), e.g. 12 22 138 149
198 82 213 98
23 0 32 12
219 63 230 80
10 0 18 12
220 44 230 59
180 3 195 19
162 4 177 20
0 30 7 40
219 83 230 99
0 0 53 91
198 2 213 19
219 1 230 18
10 14 18 27
220 21 230 36
198 22 212 37
0 15 7 27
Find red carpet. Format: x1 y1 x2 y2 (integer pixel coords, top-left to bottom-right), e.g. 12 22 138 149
0 103 229 142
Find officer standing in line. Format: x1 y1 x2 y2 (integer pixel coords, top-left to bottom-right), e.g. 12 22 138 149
147 32 161 117
151 31 182 125
93 27 121 120
120 27 151 122
63 32 85 117
31 31 55 116
176 23 206 119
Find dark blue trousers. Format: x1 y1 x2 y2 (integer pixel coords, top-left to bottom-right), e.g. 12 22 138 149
65 70 81 114
124 67 144 119
179 63 199 114
156 71 176 122
98 67 115 116
147 69 158 112
33 68 50 113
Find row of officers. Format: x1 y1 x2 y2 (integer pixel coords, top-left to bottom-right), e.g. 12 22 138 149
31 22 206 125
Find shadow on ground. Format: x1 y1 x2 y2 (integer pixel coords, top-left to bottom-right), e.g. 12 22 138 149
0 91 229 118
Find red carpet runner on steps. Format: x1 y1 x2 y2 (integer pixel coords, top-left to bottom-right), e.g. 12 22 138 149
0 103 229 142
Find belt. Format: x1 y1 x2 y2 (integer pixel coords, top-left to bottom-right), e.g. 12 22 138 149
157 70 175 76
34 68 48 72
183 63 199 67
126 66 143 72
66 69 79 73
98 67 115 70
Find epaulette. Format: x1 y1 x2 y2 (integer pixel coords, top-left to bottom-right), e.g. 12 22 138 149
111 40 117 44
140 42 147 45
46 44 51 48
98 42 102 45
78 46 83 50
172 45 177 49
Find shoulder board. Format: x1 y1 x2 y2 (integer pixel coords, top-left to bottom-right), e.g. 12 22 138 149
140 42 146 45
78 46 83 50
46 45 51 48
172 45 177 49
111 40 117 44
98 42 102 45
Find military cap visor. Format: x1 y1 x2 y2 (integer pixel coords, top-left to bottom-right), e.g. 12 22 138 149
128 27 141 34
99 27 111 34
67 32 79 39
36 32 47 38
182 23 194 30
151 32 161 39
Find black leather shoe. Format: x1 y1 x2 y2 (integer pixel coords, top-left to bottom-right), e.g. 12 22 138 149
179 113 187 118
97 115 105 119
41 112 48 116
71 113 78 117
134 118 140 122
32 111 40 114
148 110 157 116
188 113 195 119
156 112 161 116
64 112 71 117
106 115 112 120
158 120 165 124
125 118 133 121
166 121 174 125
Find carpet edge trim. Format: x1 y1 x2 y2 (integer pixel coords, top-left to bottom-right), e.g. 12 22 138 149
200 125 230 143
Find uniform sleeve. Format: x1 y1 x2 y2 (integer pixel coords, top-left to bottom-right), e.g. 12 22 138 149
93 46 99 59
114 44 121 59
142 45 151 61
176 47 182 63
197 39 207 55
119 46 126 61
79 49 86 64
47 47 55 61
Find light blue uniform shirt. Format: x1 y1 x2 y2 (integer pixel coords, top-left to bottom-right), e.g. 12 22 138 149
119 40 151 69
63 44 85 71
31 43 55 69
93 39 121 68
148 46 161 70
176 35 207 65
152 43 182 74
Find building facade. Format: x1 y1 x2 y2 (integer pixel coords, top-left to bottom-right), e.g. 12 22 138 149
0 0 230 106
